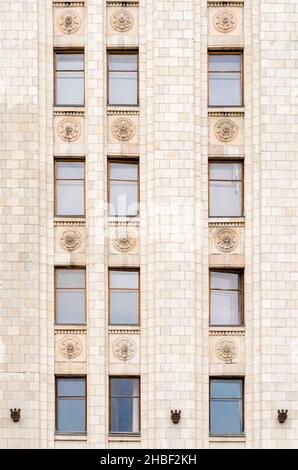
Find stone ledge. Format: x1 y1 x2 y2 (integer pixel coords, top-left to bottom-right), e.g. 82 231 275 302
54 218 86 227
107 106 140 116
208 218 245 227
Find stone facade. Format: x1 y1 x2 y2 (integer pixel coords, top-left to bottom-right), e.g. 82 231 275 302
0 0 297 449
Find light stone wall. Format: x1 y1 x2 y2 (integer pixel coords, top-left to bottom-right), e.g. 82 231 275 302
0 0 297 449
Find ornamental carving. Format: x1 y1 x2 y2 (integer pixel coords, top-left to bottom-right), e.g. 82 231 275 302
112 118 135 141
216 339 238 363
59 336 82 359
113 338 136 361
113 228 136 253
58 118 81 142
111 9 134 32
59 229 82 251
58 10 81 34
214 118 238 142
213 10 237 33
215 228 238 252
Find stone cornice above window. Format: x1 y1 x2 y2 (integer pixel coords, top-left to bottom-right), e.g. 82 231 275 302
208 1 244 7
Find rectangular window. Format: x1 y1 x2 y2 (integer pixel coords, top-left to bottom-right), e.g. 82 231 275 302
110 377 140 434
108 52 138 106
55 268 86 324
210 270 243 325
55 161 85 217
209 161 243 217
108 160 139 217
210 378 244 435
55 51 84 106
56 377 86 434
209 52 242 107
109 269 139 325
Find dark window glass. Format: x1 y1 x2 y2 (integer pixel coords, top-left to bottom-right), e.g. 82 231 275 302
108 53 138 105
55 53 84 106
56 269 85 324
55 161 84 216
109 270 139 325
110 377 140 433
209 53 242 106
210 271 243 325
209 162 243 217
210 379 244 435
109 161 139 216
56 377 86 433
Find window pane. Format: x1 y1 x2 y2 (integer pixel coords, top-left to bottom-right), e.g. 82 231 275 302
57 398 85 433
56 269 85 289
110 271 138 289
56 162 84 180
110 163 138 181
211 289 241 325
210 163 242 181
109 181 138 216
210 181 242 217
209 73 241 106
211 379 242 398
211 399 242 434
109 71 137 105
211 272 240 290
111 378 139 397
56 72 84 106
111 397 139 433
110 291 138 325
57 378 85 397
56 290 85 324
56 180 84 216
109 54 137 71
209 55 241 72
56 54 84 71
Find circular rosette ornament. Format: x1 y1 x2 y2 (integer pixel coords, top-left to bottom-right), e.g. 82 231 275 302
214 118 238 142
113 338 136 361
112 228 136 253
111 9 134 32
58 10 81 34
216 339 238 363
215 228 238 253
214 10 237 33
112 118 136 141
59 336 82 359
58 118 81 143
59 229 82 252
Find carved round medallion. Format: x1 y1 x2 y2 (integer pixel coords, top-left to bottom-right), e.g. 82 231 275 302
113 229 136 253
59 336 82 359
111 9 134 32
112 118 136 141
113 338 136 361
59 229 82 252
58 10 81 34
215 228 238 253
214 118 238 142
58 118 81 143
214 10 237 33
216 339 238 363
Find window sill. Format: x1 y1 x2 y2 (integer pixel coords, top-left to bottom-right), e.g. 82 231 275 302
53 106 85 113
208 107 245 114
55 433 87 441
108 434 141 442
109 325 140 333
209 325 245 332
55 324 87 330
208 217 245 225
107 105 139 113
53 217 86 226
209 435 246 442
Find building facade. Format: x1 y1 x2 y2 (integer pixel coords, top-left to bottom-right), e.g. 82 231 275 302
0 0 298 449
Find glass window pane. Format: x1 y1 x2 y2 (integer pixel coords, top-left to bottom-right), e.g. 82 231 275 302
209 55 241 72
56 72 84 106
111 378 139 397
57 398 85 433
209 73 241 106
111 397 139 433
110 291 138 325
56 54 84 71
110 271 138 289
57 378 85 397
210 163 242 181
56 180 84 216
109 181 138 216
56 290 85 324
109 72 137 105
211 272 240 290
211 289 241 325
211 379 243 398
56 162 84 180
56 269 85 288
211 399 242 434
109 54 137 71
110 163 138 181
210 181 242 217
